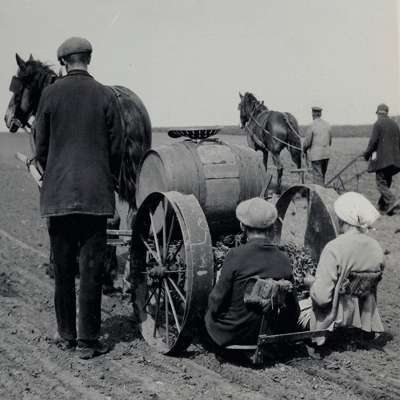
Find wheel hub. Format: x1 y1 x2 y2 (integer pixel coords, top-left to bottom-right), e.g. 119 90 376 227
148 265 166 279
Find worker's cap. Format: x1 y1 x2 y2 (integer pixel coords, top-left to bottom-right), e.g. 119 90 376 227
57 37 92 65
334 192 380 229
376 104 389 113
312 107 322 112
236 197 277 229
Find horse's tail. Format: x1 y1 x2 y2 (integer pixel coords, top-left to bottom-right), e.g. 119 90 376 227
110 86 152 212
119 131 150 210
284 112 302 169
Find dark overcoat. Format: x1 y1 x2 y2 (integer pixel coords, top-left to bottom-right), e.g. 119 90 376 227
35 70 123 218
204 237 299 347
364 116 400 174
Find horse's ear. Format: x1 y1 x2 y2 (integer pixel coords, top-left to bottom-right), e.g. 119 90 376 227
29 54 34 61
239 92 243 99
16 53 26 69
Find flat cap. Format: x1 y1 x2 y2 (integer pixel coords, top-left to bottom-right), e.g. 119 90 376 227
312 107 322 112
376 103 389 113
236 197 277 229
57 37 92 65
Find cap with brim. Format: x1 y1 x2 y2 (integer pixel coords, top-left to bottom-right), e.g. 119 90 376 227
312 107 322 112
57 37 92 65
376 104 389 113
236 197 277 229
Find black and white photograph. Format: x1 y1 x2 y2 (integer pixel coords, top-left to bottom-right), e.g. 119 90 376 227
1 1 400 399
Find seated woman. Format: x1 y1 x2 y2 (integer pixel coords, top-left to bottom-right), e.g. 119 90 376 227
204 197 300 348
302 192 385 346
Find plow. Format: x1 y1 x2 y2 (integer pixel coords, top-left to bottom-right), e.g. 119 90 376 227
291 154 369 193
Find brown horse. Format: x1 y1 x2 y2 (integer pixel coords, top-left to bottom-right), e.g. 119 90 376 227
5 53 152 291
238 92 303 194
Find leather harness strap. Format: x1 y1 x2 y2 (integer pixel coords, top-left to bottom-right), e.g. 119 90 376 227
282 112 302 141
246 104 303 152
245 109 270 151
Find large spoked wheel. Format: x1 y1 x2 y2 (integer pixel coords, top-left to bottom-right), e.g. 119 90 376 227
274 184 340 263
130 191 213 355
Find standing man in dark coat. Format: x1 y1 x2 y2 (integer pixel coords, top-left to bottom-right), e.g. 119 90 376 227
35 37 124 359
363 104 400 215
204 197 299 347
303 107 332 186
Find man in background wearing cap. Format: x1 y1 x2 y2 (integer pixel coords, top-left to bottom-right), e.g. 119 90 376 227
35 37 123 359
363 104 400 215
302 192 384 355
204 197 299 348
303 107 332 186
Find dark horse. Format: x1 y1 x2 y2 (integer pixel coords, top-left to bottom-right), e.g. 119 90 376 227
5 53 152 291
5 54 152 211
238 92 302 194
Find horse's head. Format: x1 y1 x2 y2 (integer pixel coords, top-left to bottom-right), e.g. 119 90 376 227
238 92 265 128
5 54 57 132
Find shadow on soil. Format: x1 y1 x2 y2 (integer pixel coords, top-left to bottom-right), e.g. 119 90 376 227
101 313 142 352
187 328 394 371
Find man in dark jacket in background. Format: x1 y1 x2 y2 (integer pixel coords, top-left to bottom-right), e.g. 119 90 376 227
35 37 123 359
204 197 299 348
363 104 400 215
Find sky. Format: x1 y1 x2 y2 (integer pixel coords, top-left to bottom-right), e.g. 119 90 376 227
0 0 399 130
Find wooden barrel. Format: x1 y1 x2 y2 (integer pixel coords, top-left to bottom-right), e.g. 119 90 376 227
136 140 269 237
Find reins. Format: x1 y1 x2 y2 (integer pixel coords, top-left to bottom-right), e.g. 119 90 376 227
245 102 303 152
282 113 302 142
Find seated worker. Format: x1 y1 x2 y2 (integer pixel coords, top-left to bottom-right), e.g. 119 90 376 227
302 192 385 346
204 197 300 348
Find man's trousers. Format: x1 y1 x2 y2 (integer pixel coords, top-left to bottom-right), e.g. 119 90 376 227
376 167 396 211
311 158 329 186
48 214 107 341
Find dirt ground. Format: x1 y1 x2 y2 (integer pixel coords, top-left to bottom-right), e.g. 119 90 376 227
1 131 400 400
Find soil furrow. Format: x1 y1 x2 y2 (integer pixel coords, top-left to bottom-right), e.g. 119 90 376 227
1 132 400 400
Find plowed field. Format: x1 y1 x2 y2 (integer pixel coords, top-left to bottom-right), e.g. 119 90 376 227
1 131 400 400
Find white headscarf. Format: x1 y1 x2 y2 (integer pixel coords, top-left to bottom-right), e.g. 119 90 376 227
334 192 380 230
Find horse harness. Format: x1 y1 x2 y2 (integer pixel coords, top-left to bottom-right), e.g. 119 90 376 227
245 101 302 152
8 74 57 130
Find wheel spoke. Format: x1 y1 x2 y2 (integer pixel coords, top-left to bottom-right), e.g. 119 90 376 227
139 270 184 274
165 286 169 348
166 240 183 269
164 278 181 333
142 282 159 311
149 211 162 264
138 232 161 265
168 277 187 304
165 213 176 256
162 198 168 259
